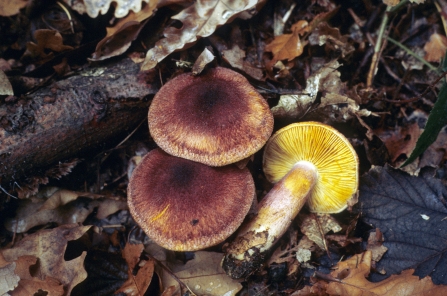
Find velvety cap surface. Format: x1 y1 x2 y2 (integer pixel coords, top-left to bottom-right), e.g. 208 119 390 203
148 67 273 166
128 149 255 251
263 122 359 213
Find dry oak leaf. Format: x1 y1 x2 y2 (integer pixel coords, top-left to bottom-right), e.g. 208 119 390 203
299 214 342 250
5 189 127 233
265 20 309 64
0 0 27 16
1 224 91 295
115 243 155 295
373 122 421 164
326 251 447 296
424 33 447 62
26 29 73 60
62 0 150 18
141 0 260 70
11 255 64 296
161 251 242 296
91 0 157 61
0 262 19 295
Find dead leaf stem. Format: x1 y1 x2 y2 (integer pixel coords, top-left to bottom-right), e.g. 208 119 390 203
367 5 392 88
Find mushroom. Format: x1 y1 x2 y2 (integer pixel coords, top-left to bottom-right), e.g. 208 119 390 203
128 148 255 251
222 122 359 278
148 67 274 166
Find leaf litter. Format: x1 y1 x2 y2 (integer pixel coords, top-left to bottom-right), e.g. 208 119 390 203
3 0 447 294
357 165 447 285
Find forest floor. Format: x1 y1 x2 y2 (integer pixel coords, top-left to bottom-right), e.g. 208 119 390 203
2 0 447 295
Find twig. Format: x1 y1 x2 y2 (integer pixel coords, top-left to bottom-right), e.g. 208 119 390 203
147 253 196 296
383 70 447 103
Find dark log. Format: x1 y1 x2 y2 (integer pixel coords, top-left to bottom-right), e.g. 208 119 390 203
0 58 158 189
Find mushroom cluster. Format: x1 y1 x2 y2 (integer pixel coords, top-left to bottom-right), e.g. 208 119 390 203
222 122 359 279
127 67 274 251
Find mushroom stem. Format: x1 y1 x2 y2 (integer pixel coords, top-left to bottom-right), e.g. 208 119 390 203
222 161 318 279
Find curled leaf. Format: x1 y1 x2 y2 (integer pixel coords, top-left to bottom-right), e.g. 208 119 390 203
141 0 260 70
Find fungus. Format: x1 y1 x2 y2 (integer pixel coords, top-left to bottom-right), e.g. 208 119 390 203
128 148 255 251
222 122 359 278
148 67 274 166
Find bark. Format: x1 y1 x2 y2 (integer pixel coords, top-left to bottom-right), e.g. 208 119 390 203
0 58 159 188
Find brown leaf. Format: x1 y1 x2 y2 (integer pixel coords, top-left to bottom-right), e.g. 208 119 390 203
28 29 73 54
161 251 242 296
5 190 127 233
265 20 309 64
308 22 354 57
1 224 91 294
12 255 64 296
326 251 447 295
105 0 158 37
141 0 261 70
300 214 342 250
382 0 400 6
115 243 154 296
373 122 421 164
222 45 264 79
424 33 447 62
366 228 388 263
0 0 27 17
91 20 149 61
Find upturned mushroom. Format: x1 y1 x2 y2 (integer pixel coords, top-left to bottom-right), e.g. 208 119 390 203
128 148 255 251
148 67 274 166
222 122 359 278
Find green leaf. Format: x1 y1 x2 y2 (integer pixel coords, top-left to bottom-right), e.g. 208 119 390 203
401 81 447 167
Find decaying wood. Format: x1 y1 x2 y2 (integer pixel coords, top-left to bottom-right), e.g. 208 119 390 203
0 58 158 190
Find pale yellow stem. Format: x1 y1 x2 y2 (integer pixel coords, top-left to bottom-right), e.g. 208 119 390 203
223 161 318 278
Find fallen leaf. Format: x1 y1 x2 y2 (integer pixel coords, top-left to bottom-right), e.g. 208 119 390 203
382 0 400 6
91 20 148 61
271 59 373 120
0 0 27 17
0 69 13 96
5 190 127 233
192 47 215 75
161 251 242 296
105 0 158 37
357 166 447 284
295 236 316 267
12 255 64 296
265 20 309 64
308 22 354 57
115 243 154 296
374 122 421 164
0 262 20 295
424 33 447 62
326 251 447 295
26 29 73 59
366 228 388 263
300 214 342 250
1 224 91 294
62 0 150 18
419 127 447 168
141 0 260 70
